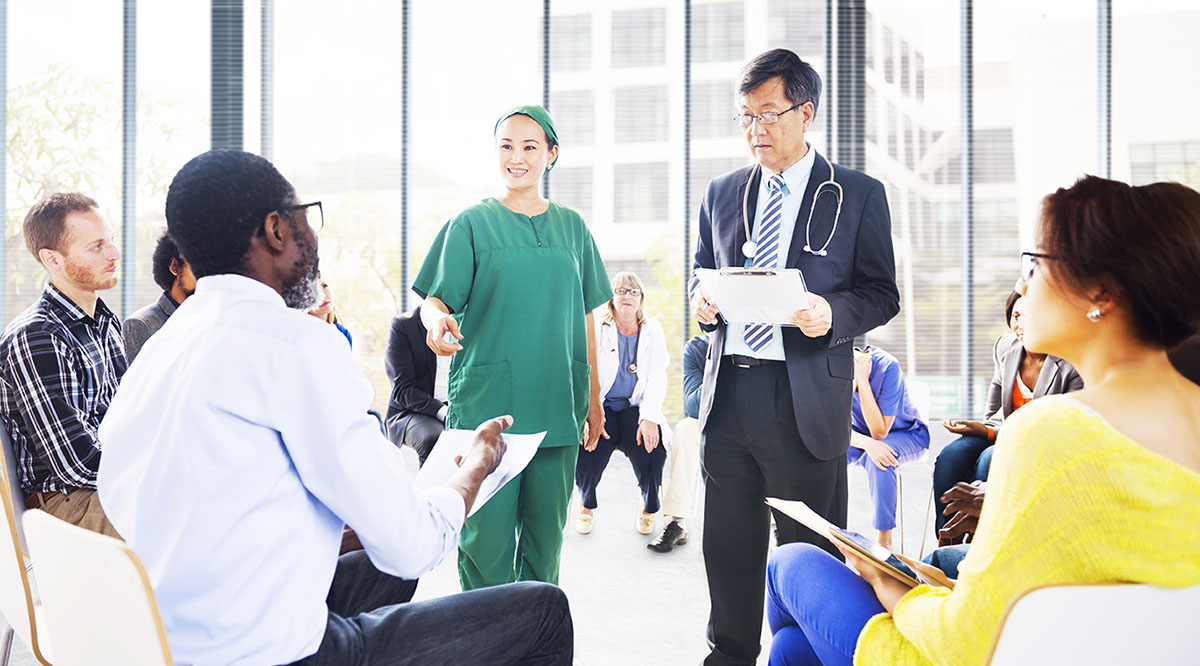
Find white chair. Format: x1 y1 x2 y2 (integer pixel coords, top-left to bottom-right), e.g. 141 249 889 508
23 510 173 665
987 582 1200 665
896 379 934 557
0 425 51 665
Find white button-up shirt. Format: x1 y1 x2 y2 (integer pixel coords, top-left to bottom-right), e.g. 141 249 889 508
724 146 817 360
98 275 464 666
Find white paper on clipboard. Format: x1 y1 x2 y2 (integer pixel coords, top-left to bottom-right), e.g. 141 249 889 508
695 268 812 325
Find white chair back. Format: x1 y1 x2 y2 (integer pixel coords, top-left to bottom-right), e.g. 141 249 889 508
23 510 172 665
0 425 50 664
988 582 1200 665
907 378 931 421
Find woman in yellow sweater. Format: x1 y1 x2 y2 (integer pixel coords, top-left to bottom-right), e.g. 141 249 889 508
764 175 1200 666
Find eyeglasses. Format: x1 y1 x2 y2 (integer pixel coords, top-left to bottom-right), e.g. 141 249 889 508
279 201 324 233
1019 251 1062 282
734 104 802 129
614 287 643 297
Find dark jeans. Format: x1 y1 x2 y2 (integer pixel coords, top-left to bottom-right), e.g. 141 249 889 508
702 360 848 666
923 544 971 579
932 435 994 530
291 550 573 665
574 405 666 513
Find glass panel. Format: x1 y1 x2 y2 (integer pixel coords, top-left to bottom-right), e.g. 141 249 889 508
693 2 744 63
611 8 666 68
614 86 669 143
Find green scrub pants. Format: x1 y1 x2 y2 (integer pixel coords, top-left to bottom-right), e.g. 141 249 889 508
458 445 578 590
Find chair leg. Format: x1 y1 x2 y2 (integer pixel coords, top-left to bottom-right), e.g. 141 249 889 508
919 472 935 559
897 468 905 554
0 624 13 666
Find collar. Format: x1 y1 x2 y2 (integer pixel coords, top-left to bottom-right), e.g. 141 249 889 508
760 144 817 198
42 281 114 324
193 274 287 308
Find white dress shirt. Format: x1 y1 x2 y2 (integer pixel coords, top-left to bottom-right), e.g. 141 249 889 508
724 146 817 361
98 275 465 666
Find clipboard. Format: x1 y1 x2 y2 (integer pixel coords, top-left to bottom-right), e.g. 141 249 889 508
695 268 811 325
766 497 955 590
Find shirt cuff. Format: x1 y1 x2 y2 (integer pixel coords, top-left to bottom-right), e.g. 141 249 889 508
421 484 466 535
436 404 448 422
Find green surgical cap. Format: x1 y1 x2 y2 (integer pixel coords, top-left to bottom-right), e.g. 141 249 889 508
495 105 559 171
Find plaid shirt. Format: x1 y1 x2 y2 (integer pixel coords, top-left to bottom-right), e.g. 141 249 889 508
0 283 127 494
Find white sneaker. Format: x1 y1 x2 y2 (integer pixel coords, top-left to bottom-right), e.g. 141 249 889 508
575 513 594 535
637 512 655 535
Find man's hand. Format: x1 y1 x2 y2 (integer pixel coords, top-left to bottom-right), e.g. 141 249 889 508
941 419 989 439
861 438 899 470
635 419 660 453
426 314 463 356
455 415 512 476
581 398 605 452
691 286 721 326
938 481 987 545
791 293 832 338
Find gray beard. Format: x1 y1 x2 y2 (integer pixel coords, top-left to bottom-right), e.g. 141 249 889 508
282 266 321 310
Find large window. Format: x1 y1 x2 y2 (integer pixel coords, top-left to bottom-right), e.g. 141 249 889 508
614 86 669 143
693 2 743 63
692 80 738 139
611 8 666 68
613 162 668 224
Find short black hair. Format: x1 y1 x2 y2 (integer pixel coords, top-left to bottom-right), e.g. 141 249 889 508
738 49 822 116
1004 290 1022 326
150 231 184 292
164 150 296 279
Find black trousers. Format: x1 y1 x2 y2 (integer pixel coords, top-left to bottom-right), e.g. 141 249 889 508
701 358 848 666
387 413 443 466
574 405 666 513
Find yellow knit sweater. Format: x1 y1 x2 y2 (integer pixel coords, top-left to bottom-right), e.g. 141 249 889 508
854 396 1200 665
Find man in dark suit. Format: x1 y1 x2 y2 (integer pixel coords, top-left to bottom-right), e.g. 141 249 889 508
689 49 900 666
384 304 447 465
123 231 196 363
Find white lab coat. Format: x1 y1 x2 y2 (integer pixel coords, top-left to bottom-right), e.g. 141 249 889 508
595 314 672 442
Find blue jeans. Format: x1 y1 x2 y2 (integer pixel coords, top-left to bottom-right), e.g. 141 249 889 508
932 435 994 530
291 550 573 665
766 543 884 666
922 544 971 579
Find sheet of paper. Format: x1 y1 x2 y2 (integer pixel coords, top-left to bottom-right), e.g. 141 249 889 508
695 268 811 325
415 429 545 517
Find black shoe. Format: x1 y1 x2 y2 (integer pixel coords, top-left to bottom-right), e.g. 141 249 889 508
647 520 688 553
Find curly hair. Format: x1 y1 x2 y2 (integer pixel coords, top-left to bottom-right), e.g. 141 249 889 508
164 150 296 279
150 231 184 291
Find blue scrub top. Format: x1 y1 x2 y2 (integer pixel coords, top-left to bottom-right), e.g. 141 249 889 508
604 330 638 411
851 346 923 434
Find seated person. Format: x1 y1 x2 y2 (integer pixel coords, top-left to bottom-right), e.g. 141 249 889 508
123 231 196 363
648 333 708 553
845 345 929 550
934 291 1082 533
384 304 449 465
97 150 572 666
308 271 352 347
575 272 670 536
0 193 125 537
764 176 1200 666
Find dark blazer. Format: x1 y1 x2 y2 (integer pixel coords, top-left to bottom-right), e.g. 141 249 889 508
689 151 900 460
122 292 178 363
384 306 443 444
985 333 1083 427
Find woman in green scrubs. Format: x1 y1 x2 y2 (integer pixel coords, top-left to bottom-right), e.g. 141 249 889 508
414 105 611 590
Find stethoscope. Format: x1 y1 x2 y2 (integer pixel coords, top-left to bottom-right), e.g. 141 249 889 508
605 318 641 373
741 152 843 259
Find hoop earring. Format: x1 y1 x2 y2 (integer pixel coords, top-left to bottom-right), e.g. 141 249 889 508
1087 307 1103 322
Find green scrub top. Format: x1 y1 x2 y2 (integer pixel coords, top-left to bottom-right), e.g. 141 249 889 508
413 198 611 447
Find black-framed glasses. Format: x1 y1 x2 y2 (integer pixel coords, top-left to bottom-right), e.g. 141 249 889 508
278 201 324 233
734 103 802 128
1019 251 1062 282
614 287 643 297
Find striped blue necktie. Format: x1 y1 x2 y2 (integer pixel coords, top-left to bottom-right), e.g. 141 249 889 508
744 174 786 352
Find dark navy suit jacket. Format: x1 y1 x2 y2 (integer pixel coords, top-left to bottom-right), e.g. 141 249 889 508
688 150 900 460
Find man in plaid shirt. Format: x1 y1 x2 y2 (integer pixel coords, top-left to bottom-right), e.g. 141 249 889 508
0 193 125 537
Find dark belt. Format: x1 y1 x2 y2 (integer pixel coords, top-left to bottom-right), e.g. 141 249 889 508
25 491 61 510
727 354 783 368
